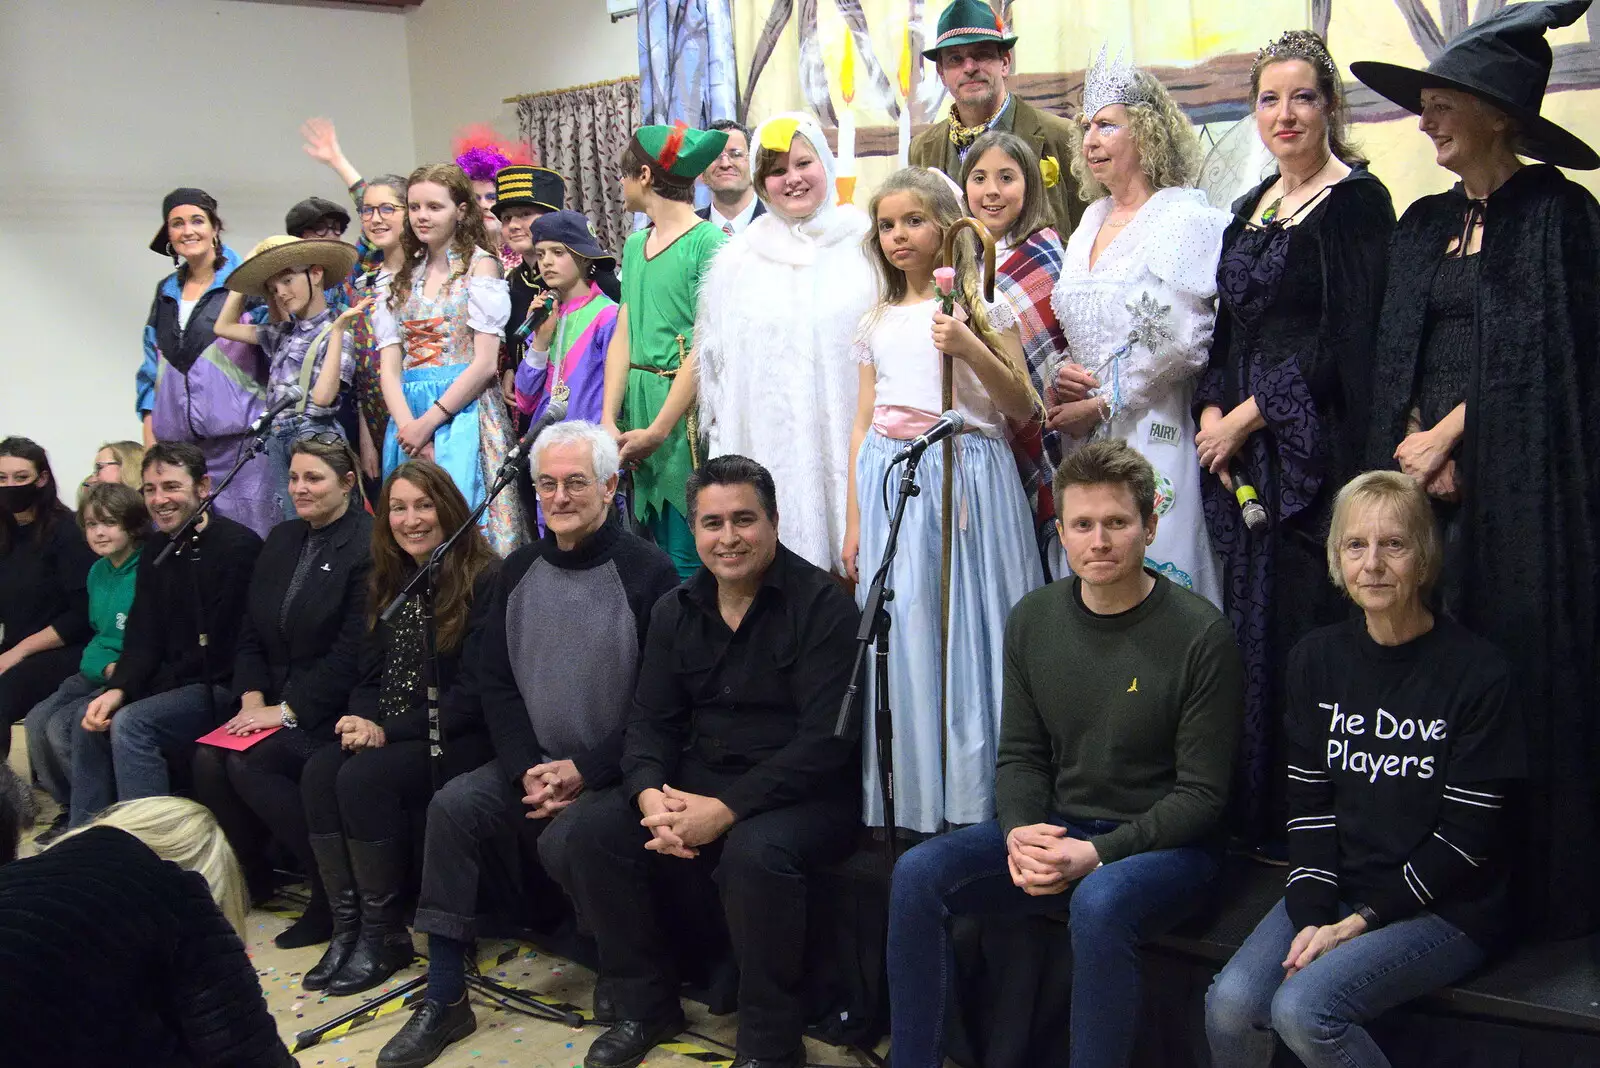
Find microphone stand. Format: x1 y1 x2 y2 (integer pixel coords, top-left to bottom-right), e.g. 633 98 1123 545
298 442 580 1053
835 449 927 872
152 415 276 724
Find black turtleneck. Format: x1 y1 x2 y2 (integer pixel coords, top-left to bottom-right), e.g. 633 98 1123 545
478 511 679 790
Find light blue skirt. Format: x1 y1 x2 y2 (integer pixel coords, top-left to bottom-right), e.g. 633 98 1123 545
382 364 486 511
857 429 1045 833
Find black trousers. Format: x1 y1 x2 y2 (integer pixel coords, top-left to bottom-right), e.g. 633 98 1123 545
561 783 857 1059
193 728 328 895
412 760 579 943
0 645 82 759
300 734 492 842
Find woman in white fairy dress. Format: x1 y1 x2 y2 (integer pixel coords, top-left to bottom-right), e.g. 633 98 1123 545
1050 51 1228 605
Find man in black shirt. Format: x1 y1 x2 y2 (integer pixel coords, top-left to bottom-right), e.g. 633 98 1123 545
561 455 860 1068
73 443 261 825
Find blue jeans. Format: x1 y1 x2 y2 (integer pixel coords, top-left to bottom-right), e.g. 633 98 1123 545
887 818 1218 1068
265 415 344 521
69 683 228 827
1204 898 1485 1068
23 673 101 809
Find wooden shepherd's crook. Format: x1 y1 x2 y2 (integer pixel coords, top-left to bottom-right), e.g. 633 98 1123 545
934 217 996 821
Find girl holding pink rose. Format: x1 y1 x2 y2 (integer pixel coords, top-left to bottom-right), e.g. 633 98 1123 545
843 166 1044 837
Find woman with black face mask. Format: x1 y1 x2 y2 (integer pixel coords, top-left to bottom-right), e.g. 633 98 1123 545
0 438 97 760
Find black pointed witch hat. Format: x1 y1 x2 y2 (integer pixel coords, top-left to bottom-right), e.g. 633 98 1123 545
1351 0 1599 170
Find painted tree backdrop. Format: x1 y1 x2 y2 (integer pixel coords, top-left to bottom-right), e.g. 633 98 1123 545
730 0 1600 212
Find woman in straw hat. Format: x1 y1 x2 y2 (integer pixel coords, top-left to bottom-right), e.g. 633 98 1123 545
1354 0 1600 938
214 235 367 521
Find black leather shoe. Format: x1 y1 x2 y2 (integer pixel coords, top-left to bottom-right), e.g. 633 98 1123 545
302 834 359 991
377 996 476 1068
583 1013 686 1068
730 1051 805 1068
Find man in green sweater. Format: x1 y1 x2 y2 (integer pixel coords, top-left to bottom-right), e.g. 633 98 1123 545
885 440 1244 1068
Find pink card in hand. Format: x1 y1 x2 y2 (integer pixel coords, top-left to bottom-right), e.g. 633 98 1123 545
196 724 282 751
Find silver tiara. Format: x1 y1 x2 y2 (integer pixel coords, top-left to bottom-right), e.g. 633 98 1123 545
1082 45 1143 118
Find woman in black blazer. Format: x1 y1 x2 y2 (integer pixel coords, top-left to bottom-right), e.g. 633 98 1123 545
192 437 372 949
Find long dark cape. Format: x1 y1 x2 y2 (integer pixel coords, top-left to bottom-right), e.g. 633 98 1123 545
1368 164 1600 938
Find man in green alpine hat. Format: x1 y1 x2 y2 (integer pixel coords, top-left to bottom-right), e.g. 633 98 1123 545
910 0 1081 236
600 123 729 578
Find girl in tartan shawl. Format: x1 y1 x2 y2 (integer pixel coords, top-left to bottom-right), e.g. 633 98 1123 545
962 131 1078 578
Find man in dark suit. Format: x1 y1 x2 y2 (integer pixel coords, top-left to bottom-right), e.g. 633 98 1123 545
908 0 1083 236
696 119 767 237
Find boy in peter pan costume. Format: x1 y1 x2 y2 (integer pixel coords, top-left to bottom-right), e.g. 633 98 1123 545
600 122 729 579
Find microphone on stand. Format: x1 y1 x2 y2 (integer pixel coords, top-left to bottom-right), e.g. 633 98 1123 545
890 410 967 464
1230 463 1269 535
502 395 570 472
247 387 303 437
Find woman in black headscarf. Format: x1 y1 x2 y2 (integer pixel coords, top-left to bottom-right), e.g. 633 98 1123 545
1355 0 1600 937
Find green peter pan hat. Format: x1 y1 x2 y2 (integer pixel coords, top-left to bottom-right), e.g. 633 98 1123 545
627 122 729 188
923 0 1017 60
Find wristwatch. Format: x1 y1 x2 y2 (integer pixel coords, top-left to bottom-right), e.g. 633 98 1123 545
1354 904 1382 930
279 703 299 729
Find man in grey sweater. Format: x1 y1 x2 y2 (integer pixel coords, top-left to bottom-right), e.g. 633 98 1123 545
379 422 679 1068
885 439 1245 1068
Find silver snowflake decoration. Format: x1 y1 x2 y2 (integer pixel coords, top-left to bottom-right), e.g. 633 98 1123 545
1125 291 1172 351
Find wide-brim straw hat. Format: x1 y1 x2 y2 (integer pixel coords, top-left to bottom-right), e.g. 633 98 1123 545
226 235 361 297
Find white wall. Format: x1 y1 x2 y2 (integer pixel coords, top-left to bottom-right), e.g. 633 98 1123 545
0 0 415 496
404 0 638 161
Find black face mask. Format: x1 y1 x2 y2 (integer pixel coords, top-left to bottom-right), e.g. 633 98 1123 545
0 482 40 516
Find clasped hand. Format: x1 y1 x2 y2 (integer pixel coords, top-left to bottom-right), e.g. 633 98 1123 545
638 785 735 859
335 715 386 751
1282 913 1368 979
522 759 583 819
1005 824 1101 896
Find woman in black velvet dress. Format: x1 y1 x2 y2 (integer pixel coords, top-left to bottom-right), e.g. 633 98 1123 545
1193 31 1395 848
1353 0 1600 937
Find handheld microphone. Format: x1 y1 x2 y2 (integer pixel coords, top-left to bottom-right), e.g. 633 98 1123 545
891 410 966 464
1230 463 1269 535
504 395 570 471
248 387 303 435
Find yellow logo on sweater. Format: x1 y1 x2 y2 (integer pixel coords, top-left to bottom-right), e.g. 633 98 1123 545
1127 678 1138 693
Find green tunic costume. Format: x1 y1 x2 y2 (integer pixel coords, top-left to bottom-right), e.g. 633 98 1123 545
619 220 726 526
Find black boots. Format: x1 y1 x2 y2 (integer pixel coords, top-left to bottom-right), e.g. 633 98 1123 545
377 996 477 1068
303 833 359 991
326 837 417 996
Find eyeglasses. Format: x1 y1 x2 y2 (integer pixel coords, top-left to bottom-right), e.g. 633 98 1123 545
534 475 596 497
304 222 344 238
359 204 404 220
94 459 122 473
295 430 345 446
716 149 748 162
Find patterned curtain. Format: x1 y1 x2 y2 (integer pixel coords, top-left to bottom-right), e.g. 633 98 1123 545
515 77 642 254
638 0 738 209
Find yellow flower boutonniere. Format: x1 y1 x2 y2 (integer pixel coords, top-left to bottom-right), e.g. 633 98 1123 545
1040 156 1061 189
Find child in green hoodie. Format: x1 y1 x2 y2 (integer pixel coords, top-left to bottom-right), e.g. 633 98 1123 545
23 482 148 841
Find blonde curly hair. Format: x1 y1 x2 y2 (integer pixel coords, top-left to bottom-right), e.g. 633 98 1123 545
1069 70 1202 202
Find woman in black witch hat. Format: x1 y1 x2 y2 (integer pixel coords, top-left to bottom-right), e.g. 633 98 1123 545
1355 0 1600 939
